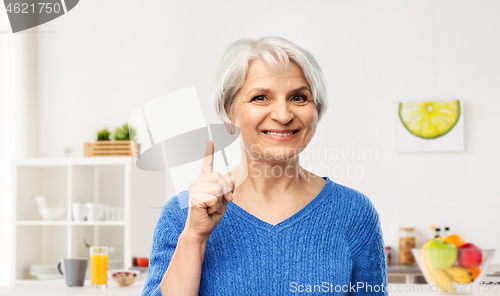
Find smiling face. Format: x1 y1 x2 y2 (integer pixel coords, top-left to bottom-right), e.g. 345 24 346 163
228 58 318 162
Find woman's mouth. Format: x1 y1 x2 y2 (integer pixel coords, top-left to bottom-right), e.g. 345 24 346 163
261 130 299 141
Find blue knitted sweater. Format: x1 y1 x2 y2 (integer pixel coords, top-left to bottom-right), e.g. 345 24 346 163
142 177 388 295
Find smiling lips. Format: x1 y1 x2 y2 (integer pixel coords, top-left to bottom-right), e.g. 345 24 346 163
261 129 299 141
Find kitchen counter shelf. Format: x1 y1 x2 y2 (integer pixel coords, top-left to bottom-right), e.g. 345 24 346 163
16 221 68 225
12 158 133 281
16 221 126 226
70 221 125 226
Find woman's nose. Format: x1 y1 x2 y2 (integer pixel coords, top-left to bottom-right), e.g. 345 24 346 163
269 101 294 125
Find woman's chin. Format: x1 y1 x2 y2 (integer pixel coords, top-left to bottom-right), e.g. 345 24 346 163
255 151 300 163
243 140 305 162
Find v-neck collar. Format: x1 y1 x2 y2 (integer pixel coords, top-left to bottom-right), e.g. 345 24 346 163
226 177 334 232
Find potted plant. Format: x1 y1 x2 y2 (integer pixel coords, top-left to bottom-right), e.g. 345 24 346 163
96 128 112 141
112 123 136 141
84 124 140 157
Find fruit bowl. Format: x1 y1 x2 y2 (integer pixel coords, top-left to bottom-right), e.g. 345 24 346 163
412 248 495 294
108 270 140 287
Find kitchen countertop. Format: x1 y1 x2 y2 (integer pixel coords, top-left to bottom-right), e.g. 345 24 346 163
387 263 422 274
388 263 500 275
1 277 499 295
0 280 145 295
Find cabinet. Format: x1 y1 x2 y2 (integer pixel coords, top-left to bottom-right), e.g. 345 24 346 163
12 158 134 280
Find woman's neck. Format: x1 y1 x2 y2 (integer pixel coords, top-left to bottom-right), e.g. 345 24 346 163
227 145 312 204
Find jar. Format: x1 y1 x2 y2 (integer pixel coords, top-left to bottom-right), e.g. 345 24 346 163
399 227 416 264
385 246 391 265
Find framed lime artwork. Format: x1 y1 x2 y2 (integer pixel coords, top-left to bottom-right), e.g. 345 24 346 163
395 100 464 152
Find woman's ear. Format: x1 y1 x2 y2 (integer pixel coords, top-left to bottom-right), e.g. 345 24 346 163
224 122 235 135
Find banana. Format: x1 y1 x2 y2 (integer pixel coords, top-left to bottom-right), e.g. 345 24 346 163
445 266 473 284
422 241 455 293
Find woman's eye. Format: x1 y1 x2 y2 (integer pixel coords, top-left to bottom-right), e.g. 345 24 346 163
251 95 266 102
292 94 307 102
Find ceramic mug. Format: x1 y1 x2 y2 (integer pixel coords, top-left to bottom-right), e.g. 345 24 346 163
85 203 104 222
57 258 88 287
72 203 88 221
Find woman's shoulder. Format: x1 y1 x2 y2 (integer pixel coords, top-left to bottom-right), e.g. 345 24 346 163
326 180 383 255
325 178 377 215
309 174 374 214
323 179 381 232
156 190 189 232
336 182 373 206
162 189 190 213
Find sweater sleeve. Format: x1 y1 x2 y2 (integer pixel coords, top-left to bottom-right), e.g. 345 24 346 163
141 195 186 296
347 193 388 296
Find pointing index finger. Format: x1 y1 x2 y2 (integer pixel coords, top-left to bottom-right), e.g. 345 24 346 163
200 139 214 177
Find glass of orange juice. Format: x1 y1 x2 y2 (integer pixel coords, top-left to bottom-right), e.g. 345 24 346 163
90 246 108 288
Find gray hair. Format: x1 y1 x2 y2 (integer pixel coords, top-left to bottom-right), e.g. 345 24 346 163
211 36 328 123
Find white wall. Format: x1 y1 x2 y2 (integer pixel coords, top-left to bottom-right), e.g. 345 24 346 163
0 11 39 285
33 0 500 263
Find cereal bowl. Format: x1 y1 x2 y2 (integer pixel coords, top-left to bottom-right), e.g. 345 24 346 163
108 270 140 287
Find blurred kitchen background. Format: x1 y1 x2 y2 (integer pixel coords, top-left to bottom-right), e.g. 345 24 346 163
1 0 499 286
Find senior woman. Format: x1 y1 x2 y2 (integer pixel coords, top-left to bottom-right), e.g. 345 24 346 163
142 37 388 295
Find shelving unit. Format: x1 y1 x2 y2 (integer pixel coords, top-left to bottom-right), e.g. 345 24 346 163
11 157 133 280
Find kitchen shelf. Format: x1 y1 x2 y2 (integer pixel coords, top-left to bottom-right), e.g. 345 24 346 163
12 157 133 280
16 221 126 226
16 221 68 226
70 221 125 226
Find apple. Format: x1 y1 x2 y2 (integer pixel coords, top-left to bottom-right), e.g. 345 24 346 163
427 239 457 269
458 243 482 269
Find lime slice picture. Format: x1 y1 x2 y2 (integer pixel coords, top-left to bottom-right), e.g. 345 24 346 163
399 100 461 139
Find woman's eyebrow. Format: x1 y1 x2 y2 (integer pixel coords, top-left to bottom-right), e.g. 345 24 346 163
290 86 311 93
247 88 271 95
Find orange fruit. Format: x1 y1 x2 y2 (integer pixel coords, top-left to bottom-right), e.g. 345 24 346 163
471 267 481 280
444 234 466 248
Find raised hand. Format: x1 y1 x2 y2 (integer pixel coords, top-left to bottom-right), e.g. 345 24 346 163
183 139 236 242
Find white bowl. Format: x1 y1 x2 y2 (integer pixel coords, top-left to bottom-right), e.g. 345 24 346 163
38 207 65 220
33 196 65 208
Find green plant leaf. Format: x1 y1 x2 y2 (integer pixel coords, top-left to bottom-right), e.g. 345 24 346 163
113 123 136 141
96 128 111 141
